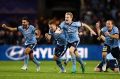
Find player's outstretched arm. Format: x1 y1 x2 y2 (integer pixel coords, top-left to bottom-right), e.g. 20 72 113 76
2 24 17 31
82 23 97 35
97 35 105 42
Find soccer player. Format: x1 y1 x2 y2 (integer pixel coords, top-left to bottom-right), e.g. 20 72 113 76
59 12 97 73
94 53 119 72
1 17 40 72
96 20 120 71
45 19 67 73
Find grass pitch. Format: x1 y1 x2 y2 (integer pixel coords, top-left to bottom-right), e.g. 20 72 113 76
0 61 120 79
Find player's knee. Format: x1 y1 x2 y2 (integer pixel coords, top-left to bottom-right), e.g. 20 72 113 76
53 55 58 61
94 68 101 72
114 68 119 73
69 47 75 54
25 48 31 55
102 52 107 58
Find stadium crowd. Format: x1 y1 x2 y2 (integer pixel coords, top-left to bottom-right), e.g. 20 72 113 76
0 0 120 45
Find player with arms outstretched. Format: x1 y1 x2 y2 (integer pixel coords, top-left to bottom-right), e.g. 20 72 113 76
59 12 97 73
2 17 40 72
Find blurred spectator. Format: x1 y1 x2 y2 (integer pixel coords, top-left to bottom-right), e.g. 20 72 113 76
1 0 120 45
0 30 6 44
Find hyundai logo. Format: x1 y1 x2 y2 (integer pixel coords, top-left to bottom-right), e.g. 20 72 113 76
5 46 25 60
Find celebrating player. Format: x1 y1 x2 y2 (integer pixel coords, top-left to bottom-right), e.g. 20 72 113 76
1 17 40 72
59 12 97 73
95 20 120 71
45 19 67 73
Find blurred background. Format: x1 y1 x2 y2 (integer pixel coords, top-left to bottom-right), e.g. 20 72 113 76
0 0 120 60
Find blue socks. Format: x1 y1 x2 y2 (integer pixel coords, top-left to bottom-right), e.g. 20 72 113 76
56 59 64 71
24 55 29 66
24 54 39 67
33 56 40 66
76 56 84 65
71 55 76 73
76 56 85 73
102 58 107 64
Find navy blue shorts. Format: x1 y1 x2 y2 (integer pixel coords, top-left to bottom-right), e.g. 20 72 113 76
102 44 110 53
67 41 79 49
25 43 36 50
103 44 120 59
54 45 67 58
111 47 120 59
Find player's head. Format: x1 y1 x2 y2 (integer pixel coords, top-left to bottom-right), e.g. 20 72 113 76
21 17 29 27
106 20 114 30
65 12 73 24
48 19 57 32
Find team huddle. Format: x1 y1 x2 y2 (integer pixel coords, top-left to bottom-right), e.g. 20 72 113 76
1 12 120 73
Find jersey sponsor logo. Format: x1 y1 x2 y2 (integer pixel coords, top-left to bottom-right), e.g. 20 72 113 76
5 46 25 60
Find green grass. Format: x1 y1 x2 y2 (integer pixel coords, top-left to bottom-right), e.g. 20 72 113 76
0 61 120 79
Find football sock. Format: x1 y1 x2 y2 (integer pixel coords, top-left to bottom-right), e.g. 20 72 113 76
24 55 29 66
33 56 40 66
56 59 64 71
71 55 76 72
76 56 85 73
103 58 106 64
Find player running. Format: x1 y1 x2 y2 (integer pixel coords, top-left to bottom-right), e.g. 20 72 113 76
45 19 67 73
1 17 40 72
59 12 97 73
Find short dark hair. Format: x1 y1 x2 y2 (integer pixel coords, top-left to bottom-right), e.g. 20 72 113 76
22 17 29 22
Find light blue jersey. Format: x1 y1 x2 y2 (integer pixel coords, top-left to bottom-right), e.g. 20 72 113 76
59 21 81 43
101 26 119 48
18 25 37 45
49 29 67 46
